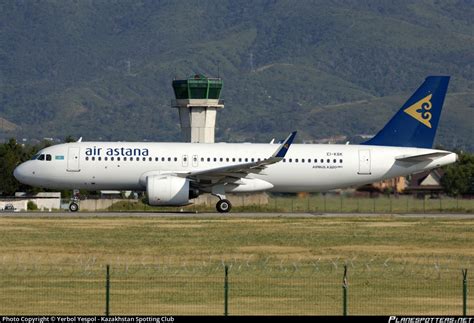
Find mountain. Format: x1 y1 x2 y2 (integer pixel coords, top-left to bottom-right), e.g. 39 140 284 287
0 0 472 150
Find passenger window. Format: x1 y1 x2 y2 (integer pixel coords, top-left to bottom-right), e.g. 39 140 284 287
85 156 89 161
289 158 292 163
320 159 324 163
136 157 140 161
295 159 299 163
111 157 114 161
92 157 95 161
333 159 336 163
239 158 242 162
232 158 235 162
340 159 343 163
142 157 146 161
162 157 165 162
314 159 317 163
213 158 217 162
123 157 127 161
226 158 229 162
104 157 108 161
251 158 254 162
301 159 305 163
155 157 158 161
38 154 45 161
149 157 152 161
98 157 101 161
183 157 187 162
201 157 204 162
283 159 286 162
327 159 330 163
207 157 210 162
219 158 223 162
174 157 177 162
117 157 121 161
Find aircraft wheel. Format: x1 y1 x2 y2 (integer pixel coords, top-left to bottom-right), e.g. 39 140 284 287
216 199 232 213
69 202 79 212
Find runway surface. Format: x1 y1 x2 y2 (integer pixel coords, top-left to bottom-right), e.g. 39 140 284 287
1 211 473 218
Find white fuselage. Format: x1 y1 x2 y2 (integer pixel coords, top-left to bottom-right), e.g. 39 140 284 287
14 142 457 193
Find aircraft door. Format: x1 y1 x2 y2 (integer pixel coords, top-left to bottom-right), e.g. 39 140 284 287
182 155 189 167
358 149 371 175
192 155 199 167
67 147 81 172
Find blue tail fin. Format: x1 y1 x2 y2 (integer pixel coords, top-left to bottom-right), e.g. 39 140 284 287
362 76 450 148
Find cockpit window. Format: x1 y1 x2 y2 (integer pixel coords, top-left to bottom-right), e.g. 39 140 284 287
31 154 40 160
38 154 45 161
46 154 52 161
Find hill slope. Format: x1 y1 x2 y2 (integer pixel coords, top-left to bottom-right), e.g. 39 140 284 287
0 0 472 150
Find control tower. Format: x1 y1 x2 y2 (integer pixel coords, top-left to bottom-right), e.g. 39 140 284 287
171 74 224 143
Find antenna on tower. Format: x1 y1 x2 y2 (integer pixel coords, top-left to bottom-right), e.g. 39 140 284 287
217 64 220 78
249 53 255 72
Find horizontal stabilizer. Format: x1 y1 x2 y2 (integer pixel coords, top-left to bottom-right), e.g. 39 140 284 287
395 152 451 162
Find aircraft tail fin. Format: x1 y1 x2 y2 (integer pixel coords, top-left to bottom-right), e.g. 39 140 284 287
362 76 450 148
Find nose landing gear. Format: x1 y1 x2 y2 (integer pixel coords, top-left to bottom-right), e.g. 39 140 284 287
69 190 80 212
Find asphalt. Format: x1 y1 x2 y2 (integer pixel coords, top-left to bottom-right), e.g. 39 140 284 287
1 211 473 219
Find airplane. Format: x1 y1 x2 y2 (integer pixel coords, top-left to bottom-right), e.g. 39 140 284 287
14 76 457 213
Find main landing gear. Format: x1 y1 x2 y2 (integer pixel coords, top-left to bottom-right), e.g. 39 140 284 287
216 199 232 213
212 191 232 213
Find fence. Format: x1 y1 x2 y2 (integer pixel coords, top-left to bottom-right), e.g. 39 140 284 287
63 195 474 213
0 260 471 315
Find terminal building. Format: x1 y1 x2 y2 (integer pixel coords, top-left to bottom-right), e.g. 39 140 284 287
171 74 224 143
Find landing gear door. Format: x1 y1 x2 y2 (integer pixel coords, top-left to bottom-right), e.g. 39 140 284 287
358 149 371 175
67 147 81 172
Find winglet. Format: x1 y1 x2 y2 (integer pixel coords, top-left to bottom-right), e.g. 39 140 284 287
272 131 297 159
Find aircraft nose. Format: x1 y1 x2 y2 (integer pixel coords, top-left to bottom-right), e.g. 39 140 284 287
13 163 27 183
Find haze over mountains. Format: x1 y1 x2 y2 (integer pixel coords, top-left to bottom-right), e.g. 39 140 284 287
0 0 472 150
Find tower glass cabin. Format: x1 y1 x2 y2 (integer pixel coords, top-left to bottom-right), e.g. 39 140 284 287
171 75 224 143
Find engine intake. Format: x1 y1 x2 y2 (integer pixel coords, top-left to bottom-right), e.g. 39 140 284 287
147 175 192 206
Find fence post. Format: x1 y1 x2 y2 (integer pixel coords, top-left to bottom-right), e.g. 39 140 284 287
105 264 110 316
389 194 392 213
463 269 468 316
324 194 327 213
340 194 343 213
224 265 229 316
343 265 348 316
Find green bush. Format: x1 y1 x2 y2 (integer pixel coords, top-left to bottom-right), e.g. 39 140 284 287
27 201 38 211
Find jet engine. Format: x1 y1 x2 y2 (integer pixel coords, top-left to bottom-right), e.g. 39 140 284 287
146 175 195 206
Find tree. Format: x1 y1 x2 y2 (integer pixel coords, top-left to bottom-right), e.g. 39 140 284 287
441 152 474 196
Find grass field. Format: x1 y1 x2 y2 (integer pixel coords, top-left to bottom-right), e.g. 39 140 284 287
103 195 474 213
0 215 473 315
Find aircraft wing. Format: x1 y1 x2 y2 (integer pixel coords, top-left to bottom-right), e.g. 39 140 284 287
181 131 296 184
395 151 451 162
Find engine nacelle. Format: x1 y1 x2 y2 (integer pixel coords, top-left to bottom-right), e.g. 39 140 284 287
147 175 191 206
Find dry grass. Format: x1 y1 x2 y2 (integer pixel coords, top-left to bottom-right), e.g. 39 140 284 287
0 215 472 315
